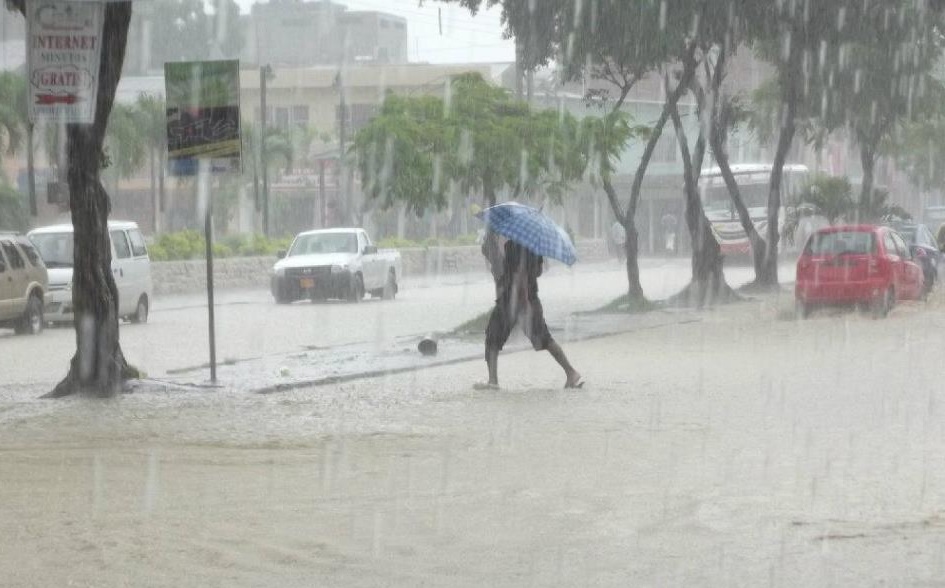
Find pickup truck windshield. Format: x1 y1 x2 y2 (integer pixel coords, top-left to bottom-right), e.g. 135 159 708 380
289 233 359 256
29 233 74 268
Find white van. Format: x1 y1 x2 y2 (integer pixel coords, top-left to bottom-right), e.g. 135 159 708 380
27 221 153 324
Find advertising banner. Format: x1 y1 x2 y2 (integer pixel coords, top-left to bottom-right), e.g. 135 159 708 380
164 60 242 175
27 0 105 123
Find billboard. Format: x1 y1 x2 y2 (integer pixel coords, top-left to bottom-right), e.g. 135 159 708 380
164 60 242 175
27 0 105 123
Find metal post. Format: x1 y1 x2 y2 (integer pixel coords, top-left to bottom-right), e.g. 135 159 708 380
260 65 270 236
338 71 347 224
199 158 217 383
26 122 37 216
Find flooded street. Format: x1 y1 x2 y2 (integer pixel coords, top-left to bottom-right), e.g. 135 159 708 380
3 287 945 586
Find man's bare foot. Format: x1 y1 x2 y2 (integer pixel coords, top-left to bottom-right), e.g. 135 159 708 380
564 373 584 389
474 381 500 390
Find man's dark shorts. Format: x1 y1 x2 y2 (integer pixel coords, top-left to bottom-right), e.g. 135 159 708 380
486 298 552 352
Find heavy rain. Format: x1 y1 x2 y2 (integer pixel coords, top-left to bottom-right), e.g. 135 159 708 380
2 0 945 585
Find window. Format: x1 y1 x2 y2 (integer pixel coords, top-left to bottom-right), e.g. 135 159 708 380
653 132 678 163
292 105 309 129
883 233 899 257
275 107 290 131
1 241 24 269
111 230 132 259
380 19 389 28
806 231 876 256
345 103 379 134
18 241 41 266
128 230 148 258
0 247 6 273
892 233 910 259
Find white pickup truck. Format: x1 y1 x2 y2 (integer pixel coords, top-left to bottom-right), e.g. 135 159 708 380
270 228 402 303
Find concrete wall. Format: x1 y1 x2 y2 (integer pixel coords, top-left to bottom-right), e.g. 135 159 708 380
151 240 609 296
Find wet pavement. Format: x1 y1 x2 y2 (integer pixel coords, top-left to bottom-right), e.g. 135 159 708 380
155 306 703 394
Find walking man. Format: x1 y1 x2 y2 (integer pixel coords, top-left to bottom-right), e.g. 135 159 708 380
480 236 583 389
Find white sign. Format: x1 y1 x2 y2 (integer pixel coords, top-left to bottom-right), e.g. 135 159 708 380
27 0 105 123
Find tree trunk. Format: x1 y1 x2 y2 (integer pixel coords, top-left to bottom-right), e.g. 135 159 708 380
600 52 696 307
601 177 645 305
27 123 37 216
670 104 735 307
46 2 136 399
711 128 766 283
760 42 801 287
149 146 158 233
859 144 876 222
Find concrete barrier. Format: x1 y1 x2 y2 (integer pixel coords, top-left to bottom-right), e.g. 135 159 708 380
151 240 610 296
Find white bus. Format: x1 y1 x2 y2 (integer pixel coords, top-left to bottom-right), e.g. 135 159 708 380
700 163 812 256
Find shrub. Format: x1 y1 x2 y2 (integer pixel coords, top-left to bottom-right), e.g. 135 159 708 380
148 230 294 261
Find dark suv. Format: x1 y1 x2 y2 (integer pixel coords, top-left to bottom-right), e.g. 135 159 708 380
0 234 48 335
886 222 942 296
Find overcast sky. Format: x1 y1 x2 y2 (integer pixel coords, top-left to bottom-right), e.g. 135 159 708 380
233 0 516 64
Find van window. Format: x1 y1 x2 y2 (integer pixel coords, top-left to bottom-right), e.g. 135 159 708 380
29 232 73 268
111 230 132 259
1 241 24 269
128 229 148 257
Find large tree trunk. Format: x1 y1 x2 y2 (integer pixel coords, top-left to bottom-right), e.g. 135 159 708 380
606 51 697 307
670 104 736 307
711 129 766 284
858 144 876 222
759 41 801 287
46 2 137 398
601 177 645 304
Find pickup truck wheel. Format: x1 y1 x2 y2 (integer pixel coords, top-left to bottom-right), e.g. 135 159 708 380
347 274 364 303
15 294 44 335
382 269 397 300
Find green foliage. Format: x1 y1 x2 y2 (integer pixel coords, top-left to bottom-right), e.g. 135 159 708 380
104 103 147 177
0 180 28 232
147 231 293 261
353 73 599 214
797 175 854 226
0 72 27 159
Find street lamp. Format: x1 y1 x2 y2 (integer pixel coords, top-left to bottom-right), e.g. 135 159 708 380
260 64 274 236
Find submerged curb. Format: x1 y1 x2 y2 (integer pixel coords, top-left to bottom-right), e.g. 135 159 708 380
251 314 702 395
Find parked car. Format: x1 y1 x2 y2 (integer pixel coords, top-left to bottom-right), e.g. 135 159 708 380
270 228 402 303
0 233 48 335
885 221 942 296
795 224 924 318
27 221 153 324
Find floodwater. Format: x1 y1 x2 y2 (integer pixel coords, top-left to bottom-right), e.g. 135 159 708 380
3 291 945 586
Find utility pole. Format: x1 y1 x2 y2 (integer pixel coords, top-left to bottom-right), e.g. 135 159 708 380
335 67 348 226
260 64 272 236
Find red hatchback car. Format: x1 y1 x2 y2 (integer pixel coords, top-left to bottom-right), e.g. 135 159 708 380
795 225 924 318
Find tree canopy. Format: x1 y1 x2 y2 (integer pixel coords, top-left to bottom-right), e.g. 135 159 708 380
353 72 607 214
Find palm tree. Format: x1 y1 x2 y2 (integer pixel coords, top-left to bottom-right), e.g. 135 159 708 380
136 94 168 231
0 72 26 158
0 72 31 217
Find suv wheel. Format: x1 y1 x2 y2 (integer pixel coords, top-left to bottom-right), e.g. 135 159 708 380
15 294 44 335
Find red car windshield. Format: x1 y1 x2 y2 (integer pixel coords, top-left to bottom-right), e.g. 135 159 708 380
805 231 876 256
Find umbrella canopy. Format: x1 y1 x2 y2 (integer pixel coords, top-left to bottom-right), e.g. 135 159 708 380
476 202 577 265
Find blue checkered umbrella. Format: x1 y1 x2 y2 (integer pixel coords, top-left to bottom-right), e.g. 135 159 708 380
476 202 577 265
